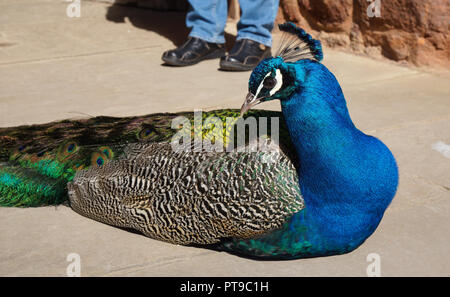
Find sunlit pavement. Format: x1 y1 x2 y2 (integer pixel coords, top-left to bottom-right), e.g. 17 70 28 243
0 0 449 276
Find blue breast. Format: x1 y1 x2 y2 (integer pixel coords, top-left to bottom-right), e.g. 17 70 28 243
225 60 398 259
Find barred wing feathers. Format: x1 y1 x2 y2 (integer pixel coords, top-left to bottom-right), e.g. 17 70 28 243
68 142 304 245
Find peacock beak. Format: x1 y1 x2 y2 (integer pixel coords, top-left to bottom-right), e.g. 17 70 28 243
240 92 265 117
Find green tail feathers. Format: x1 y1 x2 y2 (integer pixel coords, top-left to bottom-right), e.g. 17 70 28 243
0 113 176 207
0 109 289 207
0 164 67 207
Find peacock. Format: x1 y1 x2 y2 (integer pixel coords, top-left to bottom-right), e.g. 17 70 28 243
0 23 398 259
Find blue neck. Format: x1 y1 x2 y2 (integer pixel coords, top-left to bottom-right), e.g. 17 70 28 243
226 61 398 259
275 65 398 257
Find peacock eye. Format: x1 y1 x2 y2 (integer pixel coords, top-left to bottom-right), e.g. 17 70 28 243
96 157 104 166
98 146 114 159
67 143 75 153
91 152 106 167
138 127 155 140
263 77 277 89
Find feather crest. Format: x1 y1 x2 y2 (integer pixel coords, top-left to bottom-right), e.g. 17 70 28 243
275 22 323 63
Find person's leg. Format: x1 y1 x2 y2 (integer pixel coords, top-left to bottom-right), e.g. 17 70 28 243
236 0 279 47
161 0 228 66
186 0 228 44
219 0 279 71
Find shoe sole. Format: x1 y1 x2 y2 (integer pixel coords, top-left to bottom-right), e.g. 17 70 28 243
219 49 272 71
219 60 255 71
162 48 226 67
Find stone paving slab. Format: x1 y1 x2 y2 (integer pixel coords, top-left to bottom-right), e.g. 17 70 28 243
0 0 449 276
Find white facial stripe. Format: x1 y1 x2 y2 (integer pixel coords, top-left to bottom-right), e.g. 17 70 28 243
269 69 283 96
254 72 271 99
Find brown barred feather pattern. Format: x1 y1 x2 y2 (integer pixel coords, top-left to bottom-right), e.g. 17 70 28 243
68 141 304 245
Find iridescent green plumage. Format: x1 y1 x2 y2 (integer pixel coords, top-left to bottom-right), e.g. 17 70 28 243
0 109 291 207
1 23 397 259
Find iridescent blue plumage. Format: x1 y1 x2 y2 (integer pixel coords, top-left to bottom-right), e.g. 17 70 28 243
223 25 398 258
0 23 398 259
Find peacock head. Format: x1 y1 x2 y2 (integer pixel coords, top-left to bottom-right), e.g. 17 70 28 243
241 22 324 116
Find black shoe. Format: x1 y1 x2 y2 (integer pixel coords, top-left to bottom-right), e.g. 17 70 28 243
219 39 272 71
162 37 226 66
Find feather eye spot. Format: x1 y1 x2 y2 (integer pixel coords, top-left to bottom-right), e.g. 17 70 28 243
57 141 78 159
138 127 156 140
96 157 104 167
67 143 76 153
64 142 77 154
99 146 114 159
91 152 106 167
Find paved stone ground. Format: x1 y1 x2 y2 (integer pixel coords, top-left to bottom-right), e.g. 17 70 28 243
0 0 449 276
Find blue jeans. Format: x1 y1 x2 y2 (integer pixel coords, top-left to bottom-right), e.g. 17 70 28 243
186 0 279 47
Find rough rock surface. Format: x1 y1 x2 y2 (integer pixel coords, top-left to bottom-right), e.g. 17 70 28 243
277 0 449 68
98 0 448 68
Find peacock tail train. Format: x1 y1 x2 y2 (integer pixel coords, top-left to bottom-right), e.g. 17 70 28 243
0 22 397 259
0 109 292 207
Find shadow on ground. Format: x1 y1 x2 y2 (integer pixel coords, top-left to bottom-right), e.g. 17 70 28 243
105 3 237 51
